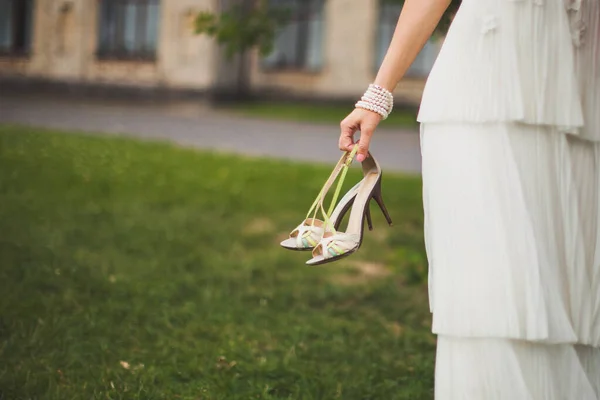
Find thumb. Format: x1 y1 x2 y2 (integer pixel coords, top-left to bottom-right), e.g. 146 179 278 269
355 127 373 162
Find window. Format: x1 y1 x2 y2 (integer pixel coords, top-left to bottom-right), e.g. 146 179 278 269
97 0 160 60
376 1 438 77
0 0 34 56
263 0 325 71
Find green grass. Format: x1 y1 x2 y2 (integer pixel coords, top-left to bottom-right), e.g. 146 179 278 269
0 125 433 400
222 101 419 129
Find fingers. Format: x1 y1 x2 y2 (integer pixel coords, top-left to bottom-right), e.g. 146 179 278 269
339 117 357 152
355 124 375 162
340 109 381 161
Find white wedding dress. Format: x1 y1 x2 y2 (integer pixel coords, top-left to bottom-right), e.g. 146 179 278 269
417 0 600 398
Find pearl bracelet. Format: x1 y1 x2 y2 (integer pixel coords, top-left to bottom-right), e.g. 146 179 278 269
355 84 394 119
355 101 388 118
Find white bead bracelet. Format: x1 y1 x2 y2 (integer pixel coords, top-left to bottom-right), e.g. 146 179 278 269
355 84 394 119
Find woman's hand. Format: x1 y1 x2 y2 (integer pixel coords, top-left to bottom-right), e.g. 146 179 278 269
339 108 383 162
337 0 451 162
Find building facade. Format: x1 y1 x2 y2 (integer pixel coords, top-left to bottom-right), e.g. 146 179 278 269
0 0 440 103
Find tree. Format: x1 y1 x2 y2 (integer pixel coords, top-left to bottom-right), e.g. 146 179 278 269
195 0 461 97
195 0 290 97
427 0 462 36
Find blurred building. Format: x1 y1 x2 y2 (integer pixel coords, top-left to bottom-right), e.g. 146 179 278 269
0 0 440 103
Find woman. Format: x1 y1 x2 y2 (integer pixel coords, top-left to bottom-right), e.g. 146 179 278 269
341 0 600 398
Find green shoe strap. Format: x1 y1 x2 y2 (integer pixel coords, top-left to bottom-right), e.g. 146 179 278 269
327 146 358 216
304 152 348 222
321 146 359 232
304 147 359 232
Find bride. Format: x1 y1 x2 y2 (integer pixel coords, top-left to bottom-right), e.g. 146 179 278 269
339 0 600 398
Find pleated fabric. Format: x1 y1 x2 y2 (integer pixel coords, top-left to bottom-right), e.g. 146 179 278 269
418 0 600 400
415 0 600 397
435 337 600 400
421 123 600 398
573 0 600 141
418 0 600 141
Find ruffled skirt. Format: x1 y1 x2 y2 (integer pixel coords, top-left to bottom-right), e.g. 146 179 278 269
421 122 600 399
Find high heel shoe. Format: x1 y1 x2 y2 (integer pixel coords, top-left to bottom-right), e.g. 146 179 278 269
306 152 392 265
279 182 373 250
280 148 374 251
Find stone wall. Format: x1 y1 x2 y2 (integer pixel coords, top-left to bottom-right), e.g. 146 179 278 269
0 0 430 103
0 0 218 89
249 0 433 103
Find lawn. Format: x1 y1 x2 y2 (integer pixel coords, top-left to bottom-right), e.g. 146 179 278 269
0 125 433 400
221 101 419 129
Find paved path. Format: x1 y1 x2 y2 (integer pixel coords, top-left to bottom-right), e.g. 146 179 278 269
0 93 422 174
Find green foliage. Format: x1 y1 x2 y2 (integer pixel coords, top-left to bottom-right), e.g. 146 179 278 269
195 0 462 59
381 0 462 37
434 0 462 36
195 1 291 59
0 125 433 399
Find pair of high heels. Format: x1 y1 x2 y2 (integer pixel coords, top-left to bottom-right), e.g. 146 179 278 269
280 147 393 265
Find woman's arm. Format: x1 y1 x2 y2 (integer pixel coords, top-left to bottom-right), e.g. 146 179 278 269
340 0 452 162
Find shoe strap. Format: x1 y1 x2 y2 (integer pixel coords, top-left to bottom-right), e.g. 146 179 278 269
304 152 348 222
303 146 358 233
327 151 355 218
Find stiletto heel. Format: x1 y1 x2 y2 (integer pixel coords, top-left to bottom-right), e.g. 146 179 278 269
365 203 373 231
372 178 393 226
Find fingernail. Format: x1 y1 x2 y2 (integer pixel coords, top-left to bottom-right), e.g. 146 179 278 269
357 154 365 162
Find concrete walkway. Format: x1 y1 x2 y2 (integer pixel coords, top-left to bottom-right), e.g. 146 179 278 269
0 93 422 174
